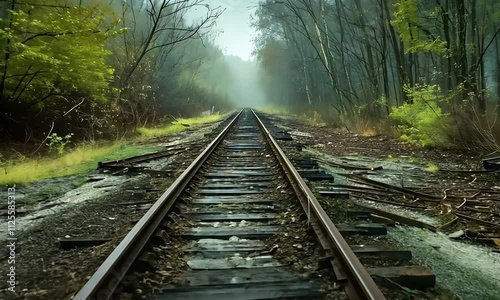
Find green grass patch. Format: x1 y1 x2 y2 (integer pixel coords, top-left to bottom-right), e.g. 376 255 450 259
425 163 439 173
137 113 226 139
70 175 88 188
0 142 160 185
178 114 225 126
257 105 292 117
0 113 227 185
137 124 187 139
386 155 423 164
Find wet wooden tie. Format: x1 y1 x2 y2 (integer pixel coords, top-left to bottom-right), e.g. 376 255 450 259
154 111 323 299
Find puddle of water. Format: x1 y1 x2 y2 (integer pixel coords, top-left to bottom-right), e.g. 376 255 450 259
390 226 500 300
187 254 280 269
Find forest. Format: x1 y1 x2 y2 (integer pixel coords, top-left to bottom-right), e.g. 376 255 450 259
1 2 500 299
1 0 500 155
253 0 500 151
0 0 246 146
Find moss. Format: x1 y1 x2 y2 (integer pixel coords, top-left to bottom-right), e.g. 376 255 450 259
386 155 423 165
70 175 88 188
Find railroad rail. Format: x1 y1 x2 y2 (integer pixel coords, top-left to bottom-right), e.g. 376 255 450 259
74 109 385 300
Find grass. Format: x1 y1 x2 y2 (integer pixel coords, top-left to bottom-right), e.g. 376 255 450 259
0 142 160 185
137 124 187 139
386 155 423 164
0 113 228 186
425 163 439 173
137 113 225 139
257 105 292 117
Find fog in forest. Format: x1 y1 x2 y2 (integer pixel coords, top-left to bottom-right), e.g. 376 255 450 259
186 0 265 109
2 0 500 151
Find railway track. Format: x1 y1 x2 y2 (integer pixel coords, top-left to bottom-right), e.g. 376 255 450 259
73 109 391 299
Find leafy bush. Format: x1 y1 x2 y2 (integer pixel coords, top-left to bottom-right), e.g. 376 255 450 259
47 133 73 155
390 84 452 147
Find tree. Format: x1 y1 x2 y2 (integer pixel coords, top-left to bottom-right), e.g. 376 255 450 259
0 0 122 140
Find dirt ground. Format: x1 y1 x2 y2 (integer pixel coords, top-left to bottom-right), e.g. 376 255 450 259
265 113 500 251
1 111 498 300
261 113 500 300
0 119 231 299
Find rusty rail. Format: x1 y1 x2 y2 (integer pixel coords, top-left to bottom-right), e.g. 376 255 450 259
73 110 242 300
74 109 384 300
252 110 386 300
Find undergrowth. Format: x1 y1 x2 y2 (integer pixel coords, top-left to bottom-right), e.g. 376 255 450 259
257 105 327 126
390 84 453 148
0 142 159 185
0 113 227 185
136 113 224 138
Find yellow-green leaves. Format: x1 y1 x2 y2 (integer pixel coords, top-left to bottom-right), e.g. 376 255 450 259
3 0 123 106
391 0 447 54
390 84 452 148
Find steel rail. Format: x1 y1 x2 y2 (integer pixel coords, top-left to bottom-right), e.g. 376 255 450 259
252 110 386 300
74 110 242 300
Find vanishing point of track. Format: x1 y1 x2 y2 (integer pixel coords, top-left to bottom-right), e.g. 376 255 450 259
74 109 385 300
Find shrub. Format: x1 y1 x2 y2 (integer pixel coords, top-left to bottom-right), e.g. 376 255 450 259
47 133 73 155
390 84 452 147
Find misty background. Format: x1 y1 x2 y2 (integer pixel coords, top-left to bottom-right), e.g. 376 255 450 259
186 0 266 109
5 0 499 150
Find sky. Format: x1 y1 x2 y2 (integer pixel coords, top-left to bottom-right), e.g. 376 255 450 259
208 0 259 61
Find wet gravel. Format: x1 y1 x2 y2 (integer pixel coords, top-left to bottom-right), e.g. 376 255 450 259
0 118 232 299
257 112 500 300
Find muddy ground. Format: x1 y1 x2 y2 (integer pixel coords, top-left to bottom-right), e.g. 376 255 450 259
1 111 499 300
271 114 500 230
263 113 500 300
0 118 231 299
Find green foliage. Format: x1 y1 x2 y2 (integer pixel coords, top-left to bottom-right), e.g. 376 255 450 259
70 175 87 189
425 163 439 173
298 111 326 126
0 141 160 185
376 95 390 107
390 84 452 147
137 114 225 139
391 0 447 54
0 1 123 106
47 133 73 155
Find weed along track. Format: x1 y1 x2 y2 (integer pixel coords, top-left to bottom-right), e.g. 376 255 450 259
74 109 434 300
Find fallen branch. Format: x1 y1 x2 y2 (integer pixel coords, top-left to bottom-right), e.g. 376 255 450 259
317 158 383 171
360 196 426 209
31 121 55 156
355 203 436 231
341 174 442 201
455 212 500 228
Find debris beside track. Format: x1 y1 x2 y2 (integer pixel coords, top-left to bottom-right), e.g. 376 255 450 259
259 111 500 299
0 115 233 299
